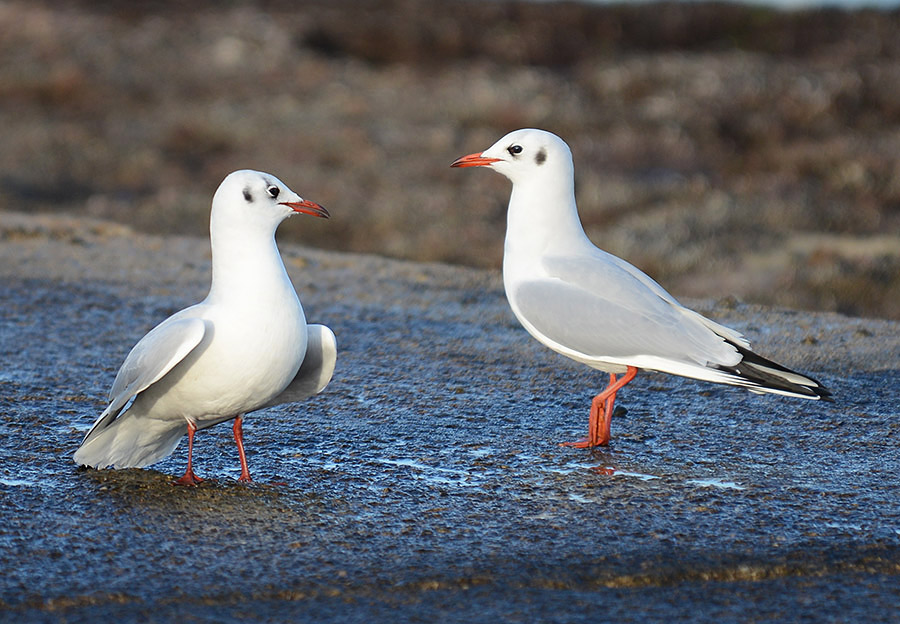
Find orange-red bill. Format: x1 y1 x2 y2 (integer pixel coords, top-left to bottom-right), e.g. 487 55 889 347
450 153 501 168
281 199 329 218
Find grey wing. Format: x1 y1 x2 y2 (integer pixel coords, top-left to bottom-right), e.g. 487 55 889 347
81 317 207 442
260 324 337 409
516 256 739 366
574 250 750 348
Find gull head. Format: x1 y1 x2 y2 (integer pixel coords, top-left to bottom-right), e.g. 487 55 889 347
451 128 574 186
211 170 329 235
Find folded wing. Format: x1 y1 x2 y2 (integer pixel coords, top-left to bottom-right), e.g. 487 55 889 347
80 317 207 444
513 254 741 370
259 324 337 409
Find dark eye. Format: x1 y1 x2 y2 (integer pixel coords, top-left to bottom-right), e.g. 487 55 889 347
507 145 523 156
266 185 280 199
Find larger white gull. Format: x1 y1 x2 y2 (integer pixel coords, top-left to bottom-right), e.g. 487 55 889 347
452 129 830 447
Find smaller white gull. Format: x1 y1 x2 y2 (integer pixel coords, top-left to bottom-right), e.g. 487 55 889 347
452 129 831 448
74 170 337 484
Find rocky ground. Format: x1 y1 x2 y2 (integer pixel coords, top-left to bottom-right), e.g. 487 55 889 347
2 3 900 615
1 0 899 318
1 211 898 622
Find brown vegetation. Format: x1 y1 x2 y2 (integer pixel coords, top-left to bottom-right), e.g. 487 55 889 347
1 0 899 318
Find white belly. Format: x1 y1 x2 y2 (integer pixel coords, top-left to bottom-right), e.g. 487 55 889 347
137 298 307 425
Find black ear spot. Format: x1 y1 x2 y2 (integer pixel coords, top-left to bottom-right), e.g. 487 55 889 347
535 148 547 165
243 187 253 202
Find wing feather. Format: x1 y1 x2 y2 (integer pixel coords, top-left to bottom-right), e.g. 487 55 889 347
511 254 741 368
81 317 206 442
557 250 751 348
259 324 337 409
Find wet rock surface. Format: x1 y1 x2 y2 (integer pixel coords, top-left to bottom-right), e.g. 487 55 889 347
1 214 898 622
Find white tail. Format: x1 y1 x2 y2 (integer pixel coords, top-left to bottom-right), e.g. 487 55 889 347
74 414 186 469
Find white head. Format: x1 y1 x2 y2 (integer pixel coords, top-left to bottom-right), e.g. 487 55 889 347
451 129 574 187
211 170 329 237
452 129 589 256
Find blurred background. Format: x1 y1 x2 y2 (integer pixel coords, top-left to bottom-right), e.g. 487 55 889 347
1 0 899 319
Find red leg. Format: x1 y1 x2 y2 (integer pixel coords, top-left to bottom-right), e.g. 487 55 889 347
233 415 252 483
562 366 638 448
172 421 204 486
595 384 620 446
590 373 617 444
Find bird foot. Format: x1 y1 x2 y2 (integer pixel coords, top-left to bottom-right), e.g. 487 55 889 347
172 470 204 487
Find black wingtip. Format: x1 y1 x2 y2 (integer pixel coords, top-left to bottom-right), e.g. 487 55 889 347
721 341 833 401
